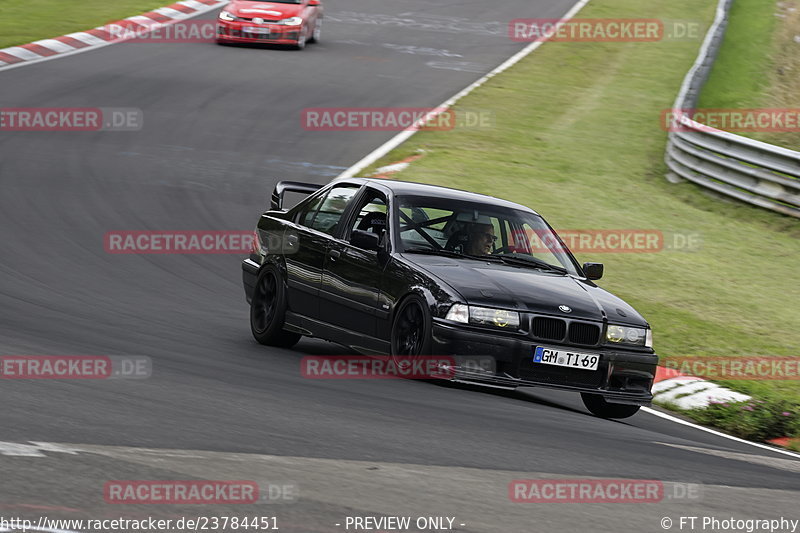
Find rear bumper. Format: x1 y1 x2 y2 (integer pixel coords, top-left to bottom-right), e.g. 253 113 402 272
242 258 259 304
432 320 657 405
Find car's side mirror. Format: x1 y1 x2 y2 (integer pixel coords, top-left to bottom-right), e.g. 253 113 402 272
582 262 604 280
308 0 321 5
350 229 380 251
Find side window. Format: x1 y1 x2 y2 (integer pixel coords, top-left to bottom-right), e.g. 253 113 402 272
347 190 388 243
295 193 326 227
308 186 359 236
399 205 451 250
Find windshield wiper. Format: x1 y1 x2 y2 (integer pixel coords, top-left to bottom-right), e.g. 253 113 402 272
495 254 567 274
404 248 564 272
403 248 503 262
404 247 459 257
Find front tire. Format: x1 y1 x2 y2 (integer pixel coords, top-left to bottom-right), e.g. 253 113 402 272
391 296 432 357
250 266 301 348
581 393 641 419
390 295 439 379
294 29 307 50
309 19 321 43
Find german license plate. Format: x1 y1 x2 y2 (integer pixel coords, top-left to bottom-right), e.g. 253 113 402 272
533 346 600 371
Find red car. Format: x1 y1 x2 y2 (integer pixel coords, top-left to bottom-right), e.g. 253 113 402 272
216 0 322 50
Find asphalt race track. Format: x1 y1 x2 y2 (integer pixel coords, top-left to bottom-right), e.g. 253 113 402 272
0 1 798 531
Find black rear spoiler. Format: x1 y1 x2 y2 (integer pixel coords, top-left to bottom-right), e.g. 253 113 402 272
271 181 322 210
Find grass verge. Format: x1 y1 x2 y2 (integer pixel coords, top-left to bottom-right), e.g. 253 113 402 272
0 0 173 49
685 398 799 441
660 395 800 442
697 0 800 149
363 0 800 440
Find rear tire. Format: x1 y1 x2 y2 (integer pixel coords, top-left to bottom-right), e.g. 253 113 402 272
581 393 641 419
250 266 301 348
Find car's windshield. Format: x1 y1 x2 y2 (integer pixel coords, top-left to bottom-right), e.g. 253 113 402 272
395 195 579 276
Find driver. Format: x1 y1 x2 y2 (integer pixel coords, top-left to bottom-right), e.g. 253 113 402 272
465 223 496 255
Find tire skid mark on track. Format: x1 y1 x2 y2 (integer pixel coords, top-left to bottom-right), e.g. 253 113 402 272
324 12 504 36
656 442 800 473
333 40 464 58
336 0 593 179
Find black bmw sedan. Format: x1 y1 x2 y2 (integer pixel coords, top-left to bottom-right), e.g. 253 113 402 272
242 178 658 419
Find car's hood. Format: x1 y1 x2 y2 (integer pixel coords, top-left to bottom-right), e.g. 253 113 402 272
404 254 648 326
227 1 303 19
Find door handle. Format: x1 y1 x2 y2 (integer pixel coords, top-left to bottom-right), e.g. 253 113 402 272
329 249 341 261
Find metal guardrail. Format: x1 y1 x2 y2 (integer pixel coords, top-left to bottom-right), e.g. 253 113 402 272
665 0 800 218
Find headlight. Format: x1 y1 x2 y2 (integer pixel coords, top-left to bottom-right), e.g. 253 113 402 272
278 16 303 26
606 324 651 347
445 304 520 329
219 11 236 21
445 303 469 323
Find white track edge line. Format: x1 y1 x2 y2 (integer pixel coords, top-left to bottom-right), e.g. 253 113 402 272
0 1 225 73
642 407 800 459
336 0 593 179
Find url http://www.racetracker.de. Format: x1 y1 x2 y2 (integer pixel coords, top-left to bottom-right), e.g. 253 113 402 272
0 516 280 532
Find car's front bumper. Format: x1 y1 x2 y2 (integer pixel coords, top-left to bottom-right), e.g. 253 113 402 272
216 21 302 44
432 319 657 405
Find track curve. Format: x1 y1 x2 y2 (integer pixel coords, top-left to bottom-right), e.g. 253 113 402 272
0 1 798 531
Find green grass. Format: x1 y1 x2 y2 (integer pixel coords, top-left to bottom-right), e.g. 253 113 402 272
696 0 800 149
363 0 800 433
697 0 777 110
0 0 172 49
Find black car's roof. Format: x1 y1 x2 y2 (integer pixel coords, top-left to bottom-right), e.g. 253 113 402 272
334 177 540 216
